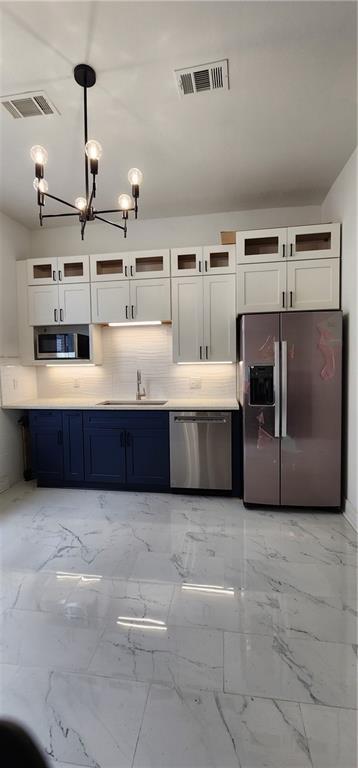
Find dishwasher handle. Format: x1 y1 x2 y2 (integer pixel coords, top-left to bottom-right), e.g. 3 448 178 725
173 416 228 424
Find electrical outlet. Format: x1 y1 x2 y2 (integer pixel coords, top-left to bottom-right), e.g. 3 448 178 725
73 379 80 389
190 377 202 389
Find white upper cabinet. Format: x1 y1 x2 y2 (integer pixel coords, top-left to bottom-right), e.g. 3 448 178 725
130 279 171 322
237 229 287 264
172 276 204 362
287 258 340 311
58 284 91 324
28 285 59 326
57 255 90 283
128 250 170 279
202 245 236 274
237 262 287 314
171 247 203 277
203 274 236 361
91 281 130 324
287 223 340 260
27 258 58 286
27 256 89 285
90 253 128 282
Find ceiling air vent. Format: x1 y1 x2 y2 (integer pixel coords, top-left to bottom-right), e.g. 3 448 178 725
0 91 59 119
175 59 229 97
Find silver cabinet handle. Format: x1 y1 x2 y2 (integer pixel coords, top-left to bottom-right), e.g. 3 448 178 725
205 345 209 359
199 346 203 360
273 341 280 438
54 308 58 322
282 291 285 309
281 340 288 437
282 244 286 258
53 270 56 282
125 305 129 319
58 270 62 282
60 308 64 322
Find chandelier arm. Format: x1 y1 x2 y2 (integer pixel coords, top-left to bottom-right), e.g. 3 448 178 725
95 215 126 232
95 208 135 215
43 192 80 211
41 213 81 219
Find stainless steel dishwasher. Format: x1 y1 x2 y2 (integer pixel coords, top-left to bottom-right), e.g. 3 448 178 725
169 411 232 490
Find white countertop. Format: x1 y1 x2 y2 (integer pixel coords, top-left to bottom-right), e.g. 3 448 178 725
1 397 239 411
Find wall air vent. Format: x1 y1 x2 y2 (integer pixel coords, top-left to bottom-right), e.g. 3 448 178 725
175 59 229 97
0 91 59 119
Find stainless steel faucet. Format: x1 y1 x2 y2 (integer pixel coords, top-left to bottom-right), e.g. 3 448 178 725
136 369 146 401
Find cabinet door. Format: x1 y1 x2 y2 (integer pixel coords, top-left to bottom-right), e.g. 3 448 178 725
203 274 236 362
27 257 58 285
237 262 286 314
287 223 340 261
126 428 169 487
63 411 84 482
84 428 126 483
203 245 235 274
236 229 287 264
130 279 171 322
57 255 90 283
59 284 91 324
28 285 59 326
171 276 204 362
287 258 340 311
171 247 203 277
90 253 129 282
129 249 170 279
29 411 64 483
91 281 130 323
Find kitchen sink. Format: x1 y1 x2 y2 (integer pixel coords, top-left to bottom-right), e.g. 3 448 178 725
97 400 168 406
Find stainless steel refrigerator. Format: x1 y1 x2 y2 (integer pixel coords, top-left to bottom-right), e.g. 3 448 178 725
239 311 342 507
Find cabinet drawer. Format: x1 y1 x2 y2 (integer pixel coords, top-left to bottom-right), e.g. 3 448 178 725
29 410 63 430
83 410 168 429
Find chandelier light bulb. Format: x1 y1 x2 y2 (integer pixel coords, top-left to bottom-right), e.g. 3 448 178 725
33 178 48 193
75 196 87 211
30 145 48 166
118 193 133 211
127 168 143 186
85 140 102 161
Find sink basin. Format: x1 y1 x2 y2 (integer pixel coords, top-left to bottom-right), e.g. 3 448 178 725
97 400 168 406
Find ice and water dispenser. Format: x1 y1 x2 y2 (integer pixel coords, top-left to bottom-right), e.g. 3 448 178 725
249 365 274 406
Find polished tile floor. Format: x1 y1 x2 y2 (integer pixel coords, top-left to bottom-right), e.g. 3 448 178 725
0 482 357 767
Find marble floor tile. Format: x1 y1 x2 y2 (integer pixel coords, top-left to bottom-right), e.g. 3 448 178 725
89 623 224 691
67 577 174 624
300 703 357 768
279 593 357 644
224 631 357 708
0 609 103 671
129 550 226 585
133 685 312 768
0 665 148 767
264 526 358 567
168 585 282 635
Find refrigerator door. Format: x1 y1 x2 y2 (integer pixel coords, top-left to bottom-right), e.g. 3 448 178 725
280 311 342 507
241 313 281 504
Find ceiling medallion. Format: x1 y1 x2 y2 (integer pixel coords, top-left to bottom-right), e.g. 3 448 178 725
30 63 143 240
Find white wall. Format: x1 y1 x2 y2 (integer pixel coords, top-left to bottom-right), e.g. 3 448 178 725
30 204 321 258
321 148 358 530
0 212 31 491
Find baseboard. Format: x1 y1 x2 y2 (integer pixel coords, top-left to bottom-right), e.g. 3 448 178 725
343 498 358 533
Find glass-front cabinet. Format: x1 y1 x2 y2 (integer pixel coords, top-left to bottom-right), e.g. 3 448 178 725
171 247 203 277
90 250 170 281
236 229 287 264
27 256 89 285
27 258 58 285
287 224 340 261
90 253 128 282
202 245 235 274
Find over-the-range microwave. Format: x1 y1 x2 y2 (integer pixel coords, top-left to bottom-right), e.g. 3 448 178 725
34 329 90 360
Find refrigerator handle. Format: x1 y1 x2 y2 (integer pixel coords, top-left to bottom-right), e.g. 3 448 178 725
273 341 280 438
281 340 288 437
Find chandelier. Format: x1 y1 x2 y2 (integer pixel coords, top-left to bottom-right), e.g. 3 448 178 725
30 63 143 240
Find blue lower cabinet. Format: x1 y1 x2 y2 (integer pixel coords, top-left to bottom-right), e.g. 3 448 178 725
84 428 126 484
29 411 64 483
63 411 84 482
126 428 169 487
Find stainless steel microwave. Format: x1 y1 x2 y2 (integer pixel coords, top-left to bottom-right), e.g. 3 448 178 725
35 330 90 360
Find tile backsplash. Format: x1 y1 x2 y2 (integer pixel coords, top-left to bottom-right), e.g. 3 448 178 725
36 325 237 400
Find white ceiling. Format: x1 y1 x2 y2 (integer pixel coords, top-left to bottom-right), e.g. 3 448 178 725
0 1 356 229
